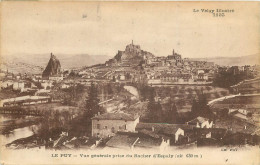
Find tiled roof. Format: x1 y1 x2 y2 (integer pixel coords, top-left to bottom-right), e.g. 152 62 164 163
193 128 227 134
187 116 209 124
134 136 162 148
106 131 167 149
138 129 160 138
106 133 139 149
91 112 139 121
136 123 193 135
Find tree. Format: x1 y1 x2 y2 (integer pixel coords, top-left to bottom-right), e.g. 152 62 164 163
212 69 254 88
218 108 229 117
187 87 193 94
112 76 116 82
146 87 163 122
191 99 199 117
68 71 79 78
165 99 178 124
187 94 193 99
147 87 155 110
214 92 220 98
138 84 152 101
34 82 44 89
176 99 186 107
198 91 207 108
37 110 70 143
172 86 179 94
106 83 113 95
191 91 214 119
116 84 122 93
85 82 104 119
80 82 105 135
247 112 252 117
220 91 228 96
179 89 185 95
125 73 131 80
62 84 84 106
206 86 212 91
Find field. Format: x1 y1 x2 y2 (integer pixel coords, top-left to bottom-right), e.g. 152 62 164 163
155 85 229 100
154 85 230 112
214 117 258 134
0 89 19 100
211 95 260 113
219 95 260 104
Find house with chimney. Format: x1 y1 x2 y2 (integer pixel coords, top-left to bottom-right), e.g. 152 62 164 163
186 116 213 128
91 112 140 138
135 123 194 145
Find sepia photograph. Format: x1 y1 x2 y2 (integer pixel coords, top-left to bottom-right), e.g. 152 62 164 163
0 1 259 165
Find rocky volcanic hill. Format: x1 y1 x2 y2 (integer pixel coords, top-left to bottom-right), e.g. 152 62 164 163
106 41 155 66
42 53 61 78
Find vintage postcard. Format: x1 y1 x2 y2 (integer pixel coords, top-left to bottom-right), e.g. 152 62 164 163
0 1 259 165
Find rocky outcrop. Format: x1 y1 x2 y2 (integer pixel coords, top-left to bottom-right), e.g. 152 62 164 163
106 41 154 66
42 53 61 78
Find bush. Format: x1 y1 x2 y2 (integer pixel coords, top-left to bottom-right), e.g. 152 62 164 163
206 86 212 91
187 88 193 94
214 92 220 98
220 91 228 96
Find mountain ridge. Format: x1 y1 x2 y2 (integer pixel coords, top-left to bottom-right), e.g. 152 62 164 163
2 53 111 69
189 54 259 66
1 52 259 74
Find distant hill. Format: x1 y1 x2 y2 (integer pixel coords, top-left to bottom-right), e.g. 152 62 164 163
2 53 111 72
0 60 44 75
1 52 259 74
60 54 110 69
190 54 260 66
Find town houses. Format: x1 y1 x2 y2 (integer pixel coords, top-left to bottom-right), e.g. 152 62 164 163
0 43 259 150
91 112 220 150
2 44 256 91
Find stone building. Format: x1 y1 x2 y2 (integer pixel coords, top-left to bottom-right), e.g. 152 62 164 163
91 112 140 138
186 116 213 128
167 49 182 63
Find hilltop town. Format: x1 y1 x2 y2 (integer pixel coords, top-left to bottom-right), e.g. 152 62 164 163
0 41 260 150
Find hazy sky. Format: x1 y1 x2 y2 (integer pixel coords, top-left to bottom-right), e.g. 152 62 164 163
1 2 259 58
